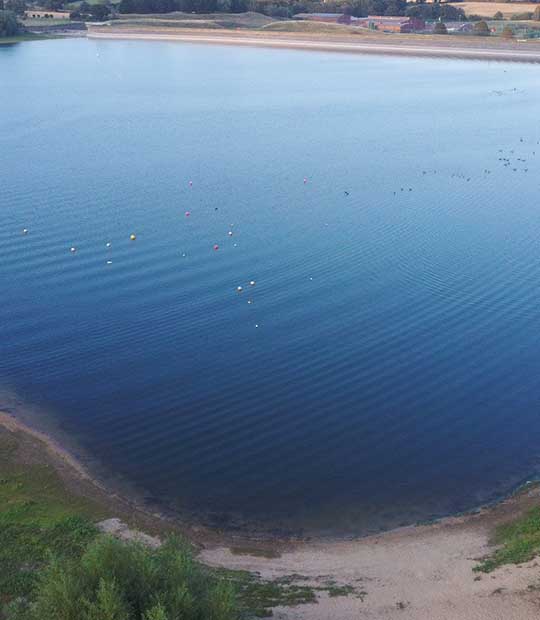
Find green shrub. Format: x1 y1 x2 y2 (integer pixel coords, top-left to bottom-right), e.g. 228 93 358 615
473 20 490 35
6 536 238 620
433 21 447 34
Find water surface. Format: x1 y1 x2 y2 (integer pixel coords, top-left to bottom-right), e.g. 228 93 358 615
2 39 540 534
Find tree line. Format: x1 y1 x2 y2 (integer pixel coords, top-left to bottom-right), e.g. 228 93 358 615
117 0 465 20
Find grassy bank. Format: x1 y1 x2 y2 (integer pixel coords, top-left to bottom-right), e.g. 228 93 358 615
0 34 58 44
475 505 540 572
0 422 336 619
0 426 107 607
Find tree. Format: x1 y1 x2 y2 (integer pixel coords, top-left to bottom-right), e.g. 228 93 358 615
90 4 110 20
493 10 503 19
4 0 25 15
473 20 490 35
6 536 238 620
42 0 64 9
433 20 447 33
535 5 540 20
0 9 20 36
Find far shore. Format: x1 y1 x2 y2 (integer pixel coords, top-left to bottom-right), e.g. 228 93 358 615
86 26 540 63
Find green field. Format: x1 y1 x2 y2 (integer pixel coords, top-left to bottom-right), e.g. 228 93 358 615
112 10 276 29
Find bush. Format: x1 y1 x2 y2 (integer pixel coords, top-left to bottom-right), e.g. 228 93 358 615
473 20 490 35
6 536 238 620
511 11 532 19
433 21 447 34
501 24 514 38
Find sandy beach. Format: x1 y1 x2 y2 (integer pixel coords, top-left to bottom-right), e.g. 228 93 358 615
202 511 540 620
2 409 540 619
87 27 540 63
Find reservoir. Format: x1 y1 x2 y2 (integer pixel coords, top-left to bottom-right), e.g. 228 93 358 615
2 38 540 534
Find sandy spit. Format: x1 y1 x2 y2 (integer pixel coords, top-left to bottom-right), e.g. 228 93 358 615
86 28 540 63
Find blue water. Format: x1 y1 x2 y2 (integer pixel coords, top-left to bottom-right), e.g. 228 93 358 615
2 38 540 534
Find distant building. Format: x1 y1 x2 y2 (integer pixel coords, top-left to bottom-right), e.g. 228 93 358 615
27 9 71 19
355 15 425 33
294 13 425 32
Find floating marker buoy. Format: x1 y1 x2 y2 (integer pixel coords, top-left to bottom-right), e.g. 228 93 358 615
189 181 193 187
303 177 308 184
213 244 219 251
181 252 186 258
22 228 28 235
255 324 259 328
106 260 112 265
185 211 191 217
247 299 253 304
237 286 243 292
106 242 111 248
228 231 233 237
130 234 136 241
249 281 256 286
70 247 76 253
233 243 238 247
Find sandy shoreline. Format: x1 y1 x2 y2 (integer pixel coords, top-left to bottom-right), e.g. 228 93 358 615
2 408 540 618
86 27 540 63
0 410 94 482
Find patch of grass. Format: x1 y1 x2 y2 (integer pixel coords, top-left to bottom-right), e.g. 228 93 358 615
230 547 281 560
260 20 363 34
214 569 317 618
324 583 355 597
113 10 275 29
475 506 540 572
0 34 57 44
0 430 105 606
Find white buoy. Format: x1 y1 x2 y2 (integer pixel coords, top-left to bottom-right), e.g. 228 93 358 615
70 247 76 253
237 286 243 293
106 260 112 265
106 242 111 248
249 280 256 286
228 231 233 237
247 300 253 305
255 324 259 328
22 228 28 235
